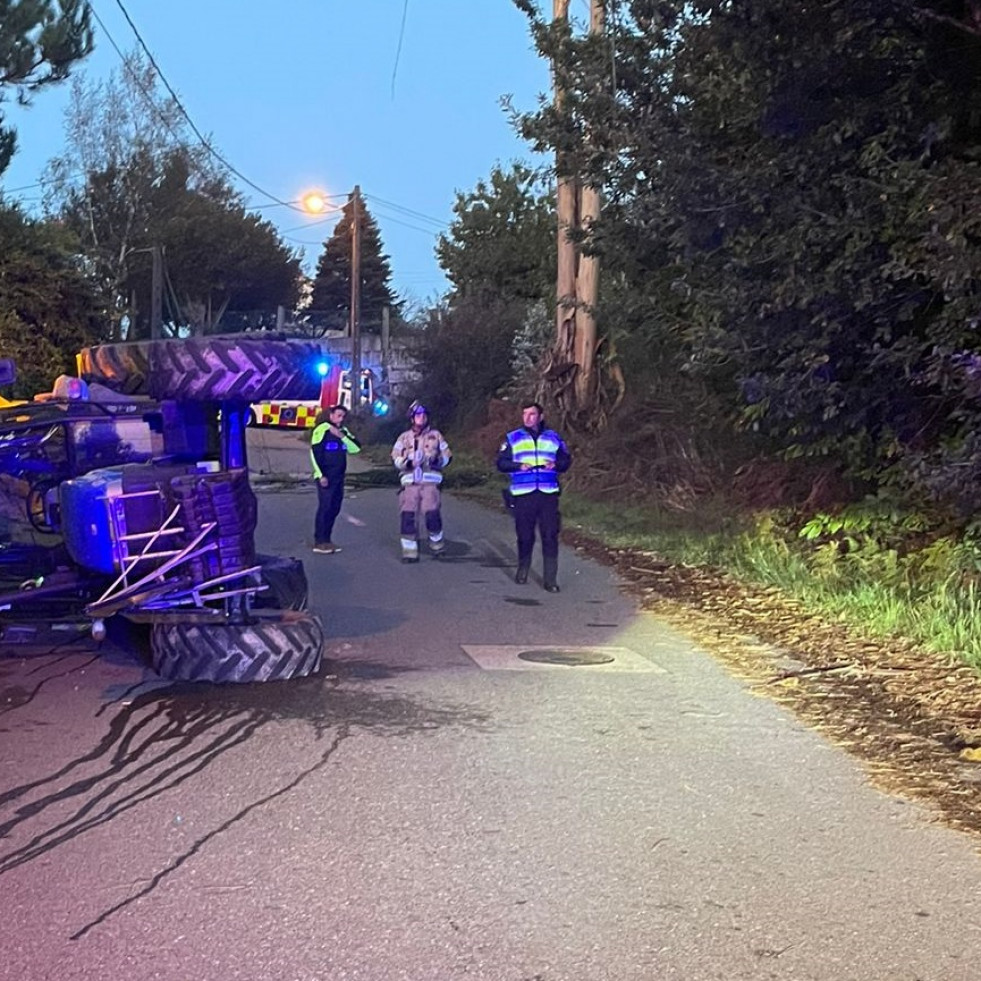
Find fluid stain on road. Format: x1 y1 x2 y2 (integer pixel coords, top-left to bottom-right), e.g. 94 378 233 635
0 663 495 939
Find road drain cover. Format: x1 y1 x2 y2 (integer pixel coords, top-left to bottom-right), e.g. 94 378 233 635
517 648 616 666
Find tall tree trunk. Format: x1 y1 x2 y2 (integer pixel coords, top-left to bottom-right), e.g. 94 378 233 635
550 0 606 423
573 0 605 408
554 0 577 373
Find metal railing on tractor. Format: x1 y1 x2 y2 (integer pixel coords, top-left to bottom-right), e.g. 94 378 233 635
85 484 265 626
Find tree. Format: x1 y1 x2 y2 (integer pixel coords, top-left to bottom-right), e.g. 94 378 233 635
0 201 105 396
426 163 558 423
45 53 300 337
0 0 92 176
126 150 301 335
512 0 981 512
511 0 625 427
437 163 555 304
415 292 530 428
309 194 400 334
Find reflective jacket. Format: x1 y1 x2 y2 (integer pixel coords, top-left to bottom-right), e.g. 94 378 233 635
311 422 361 478
392 426 451 487
496 426 571 496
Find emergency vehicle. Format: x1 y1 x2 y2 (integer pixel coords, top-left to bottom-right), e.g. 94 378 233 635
249 363 388 428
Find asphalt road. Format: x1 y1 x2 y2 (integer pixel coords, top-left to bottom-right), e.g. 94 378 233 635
2 428 981 980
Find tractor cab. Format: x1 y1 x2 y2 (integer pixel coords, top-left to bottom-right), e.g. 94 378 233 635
0 396 159 533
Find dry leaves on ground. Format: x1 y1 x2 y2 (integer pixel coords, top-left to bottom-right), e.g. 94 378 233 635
567 531 981 841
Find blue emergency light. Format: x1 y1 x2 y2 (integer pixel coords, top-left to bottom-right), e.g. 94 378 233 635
316 360 330 377
372 398 390 417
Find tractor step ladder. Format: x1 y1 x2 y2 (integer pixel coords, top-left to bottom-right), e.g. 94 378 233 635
107 488 187 589
87 488 218 616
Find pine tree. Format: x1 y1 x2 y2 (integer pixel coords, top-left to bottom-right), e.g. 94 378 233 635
0 0 93 175
308 196 400 334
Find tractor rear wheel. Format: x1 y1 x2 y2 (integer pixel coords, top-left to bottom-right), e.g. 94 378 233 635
78 336 323 403
150 610 324 683
76 340 153 395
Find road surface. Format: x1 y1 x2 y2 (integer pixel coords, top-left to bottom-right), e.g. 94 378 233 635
2 428 981 980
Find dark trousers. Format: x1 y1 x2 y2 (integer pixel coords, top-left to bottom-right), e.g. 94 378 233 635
512 491 560 566
315 474 345 544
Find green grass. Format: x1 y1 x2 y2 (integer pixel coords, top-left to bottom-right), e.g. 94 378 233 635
360 438 981 669
514 482 981 670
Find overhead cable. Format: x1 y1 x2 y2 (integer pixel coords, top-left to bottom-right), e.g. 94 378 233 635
106 0 304 211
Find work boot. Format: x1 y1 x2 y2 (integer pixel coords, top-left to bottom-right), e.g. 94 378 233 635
542 557 560 593
514 564 529 585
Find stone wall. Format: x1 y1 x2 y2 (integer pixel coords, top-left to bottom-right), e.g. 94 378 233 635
316 335 422 402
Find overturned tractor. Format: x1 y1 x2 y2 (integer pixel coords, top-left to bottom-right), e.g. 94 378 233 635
0 336 327 683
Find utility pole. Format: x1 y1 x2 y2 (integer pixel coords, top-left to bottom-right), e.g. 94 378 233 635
150 244 163 340
350 185 362 410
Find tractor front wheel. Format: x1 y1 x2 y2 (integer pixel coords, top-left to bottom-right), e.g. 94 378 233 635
150 610 324 683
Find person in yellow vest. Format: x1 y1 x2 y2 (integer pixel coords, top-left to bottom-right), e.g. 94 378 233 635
391 402 452 562
496 401 571 592
310 404 361 554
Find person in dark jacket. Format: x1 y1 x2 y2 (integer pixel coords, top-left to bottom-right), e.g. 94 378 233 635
310 404 361 554
496 401 571 592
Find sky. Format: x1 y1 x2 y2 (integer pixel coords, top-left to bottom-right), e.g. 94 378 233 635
0 0 560 306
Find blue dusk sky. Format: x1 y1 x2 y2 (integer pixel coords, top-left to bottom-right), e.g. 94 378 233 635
0 1 563 306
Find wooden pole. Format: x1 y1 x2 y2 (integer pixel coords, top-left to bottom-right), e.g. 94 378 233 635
574 0 604 404
350 185 362 408
150 244 163 340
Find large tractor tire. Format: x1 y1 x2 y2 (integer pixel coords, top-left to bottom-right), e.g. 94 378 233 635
77 340 153 395
253 554 309 611
79 336 324 403
150 610 324 683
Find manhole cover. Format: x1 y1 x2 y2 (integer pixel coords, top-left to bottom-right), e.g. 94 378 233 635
517 648 616 666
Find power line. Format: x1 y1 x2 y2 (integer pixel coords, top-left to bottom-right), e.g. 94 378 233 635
363 193 447 227
370 207 444 237
104 0 304 211
391 0 410 98
82 6 196 150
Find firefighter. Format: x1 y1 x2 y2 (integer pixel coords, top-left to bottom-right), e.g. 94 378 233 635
310 404 361 554
496 401 571 592
392 402 451 562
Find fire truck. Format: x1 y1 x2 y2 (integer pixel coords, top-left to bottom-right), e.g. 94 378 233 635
249 363 388 428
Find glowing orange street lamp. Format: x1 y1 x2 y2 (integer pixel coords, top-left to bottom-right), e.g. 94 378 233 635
300 187 362 403
301 191 330 214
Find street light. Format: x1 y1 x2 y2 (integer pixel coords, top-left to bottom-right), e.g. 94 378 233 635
300 191 332 215
301 186 362 410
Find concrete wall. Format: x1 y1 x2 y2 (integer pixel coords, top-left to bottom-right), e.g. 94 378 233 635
317 335 422 402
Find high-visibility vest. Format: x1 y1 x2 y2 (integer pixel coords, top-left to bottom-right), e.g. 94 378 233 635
506 428 563 495
310 423 360 478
